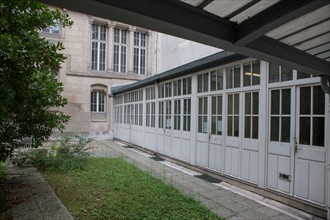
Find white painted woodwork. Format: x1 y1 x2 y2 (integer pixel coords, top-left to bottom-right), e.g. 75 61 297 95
112 60 329 211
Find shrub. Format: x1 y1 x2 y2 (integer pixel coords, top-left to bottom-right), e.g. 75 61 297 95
9 148 33 166
9 136 93 171
0 162 6 180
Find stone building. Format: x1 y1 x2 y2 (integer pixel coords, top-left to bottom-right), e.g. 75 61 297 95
43 6 220 139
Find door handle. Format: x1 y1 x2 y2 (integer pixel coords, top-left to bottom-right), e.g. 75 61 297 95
293 137 298 154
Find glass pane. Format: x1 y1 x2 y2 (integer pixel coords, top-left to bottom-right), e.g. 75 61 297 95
271 90 280 114
234 65 241 88
299 117 310 145
146 103 150 114
252 60 260 85
243 62 251 87
177 80 181 96
313 86 325 115
203 116 208 133
300 87 311 115
183 116 187 131
226 67 233 89
271 117 279 141
212 97 216 115
173 80 178 96
228 94 233 114
234 94 239 115
227 116 232 136
198 75 202 93
313 117 324 146
159 102 163 114
217 96 222 115
297 71 311 79
282 89 291 115
253 92 259 114
187 99 191 114
187 77 192 94
183 78 187 95
217 70 223 90
217 116 222 135
211 116 216 135
245 93 251 114
198 98 202 114
281 66 293 81
234 116 239 137
269 63 279 83
203 73 209 92
281 117 290 143
183 99 187 114
203 97 208 114
174 116 178 130
252 116 258 139
211 71 217 91
245 116 251 138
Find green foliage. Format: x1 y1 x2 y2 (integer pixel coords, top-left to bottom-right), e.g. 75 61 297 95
10 136 92 171
0 161 10 218
8 147 33 166
0 162 5 180
43 158 222 220
0 0 73 161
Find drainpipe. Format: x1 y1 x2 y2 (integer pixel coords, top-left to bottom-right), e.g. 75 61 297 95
321 76 330 94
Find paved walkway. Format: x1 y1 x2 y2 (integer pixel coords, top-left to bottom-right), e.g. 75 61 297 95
6 140 323 220
6 164 73 220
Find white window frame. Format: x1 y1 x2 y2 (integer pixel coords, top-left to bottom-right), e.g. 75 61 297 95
113 28 127 73
42 21 60 35
91 90 105 113
133 32 147 75
91 24 107 71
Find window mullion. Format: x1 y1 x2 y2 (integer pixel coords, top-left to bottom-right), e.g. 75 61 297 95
138 47 142 74
250 93 253 138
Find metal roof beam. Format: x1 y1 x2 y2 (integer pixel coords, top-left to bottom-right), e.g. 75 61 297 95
234 0 329 46
197 0 214 9
225 0 261 20
37 0 330 76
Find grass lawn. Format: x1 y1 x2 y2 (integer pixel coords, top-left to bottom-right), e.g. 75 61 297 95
42 157 222 220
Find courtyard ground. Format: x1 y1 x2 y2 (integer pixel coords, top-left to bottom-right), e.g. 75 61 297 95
3 140 320 219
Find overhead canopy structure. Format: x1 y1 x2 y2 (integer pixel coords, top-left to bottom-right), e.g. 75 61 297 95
38 0 330 89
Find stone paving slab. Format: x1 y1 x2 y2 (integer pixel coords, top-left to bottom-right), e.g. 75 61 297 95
6 164 74 220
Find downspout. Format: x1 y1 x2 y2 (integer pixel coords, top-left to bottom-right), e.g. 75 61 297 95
321 76 330 94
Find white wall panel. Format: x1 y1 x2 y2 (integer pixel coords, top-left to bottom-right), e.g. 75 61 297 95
309 161 325 204
250 151 258 183
209 144 222 172
278 156 291 193
294 159 309 199
267 154 278 189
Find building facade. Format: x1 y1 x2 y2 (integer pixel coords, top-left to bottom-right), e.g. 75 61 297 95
43 6 220 139
112 51 330 218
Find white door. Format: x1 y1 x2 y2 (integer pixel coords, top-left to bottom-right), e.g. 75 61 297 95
225 93 241 178
196 96 209 167
209 95 223 172
145 102 156 151
294 85 326 205
196 96 223 172
164 100 172 156
267 85 327 206
157 101 165 154
267 88 294 194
